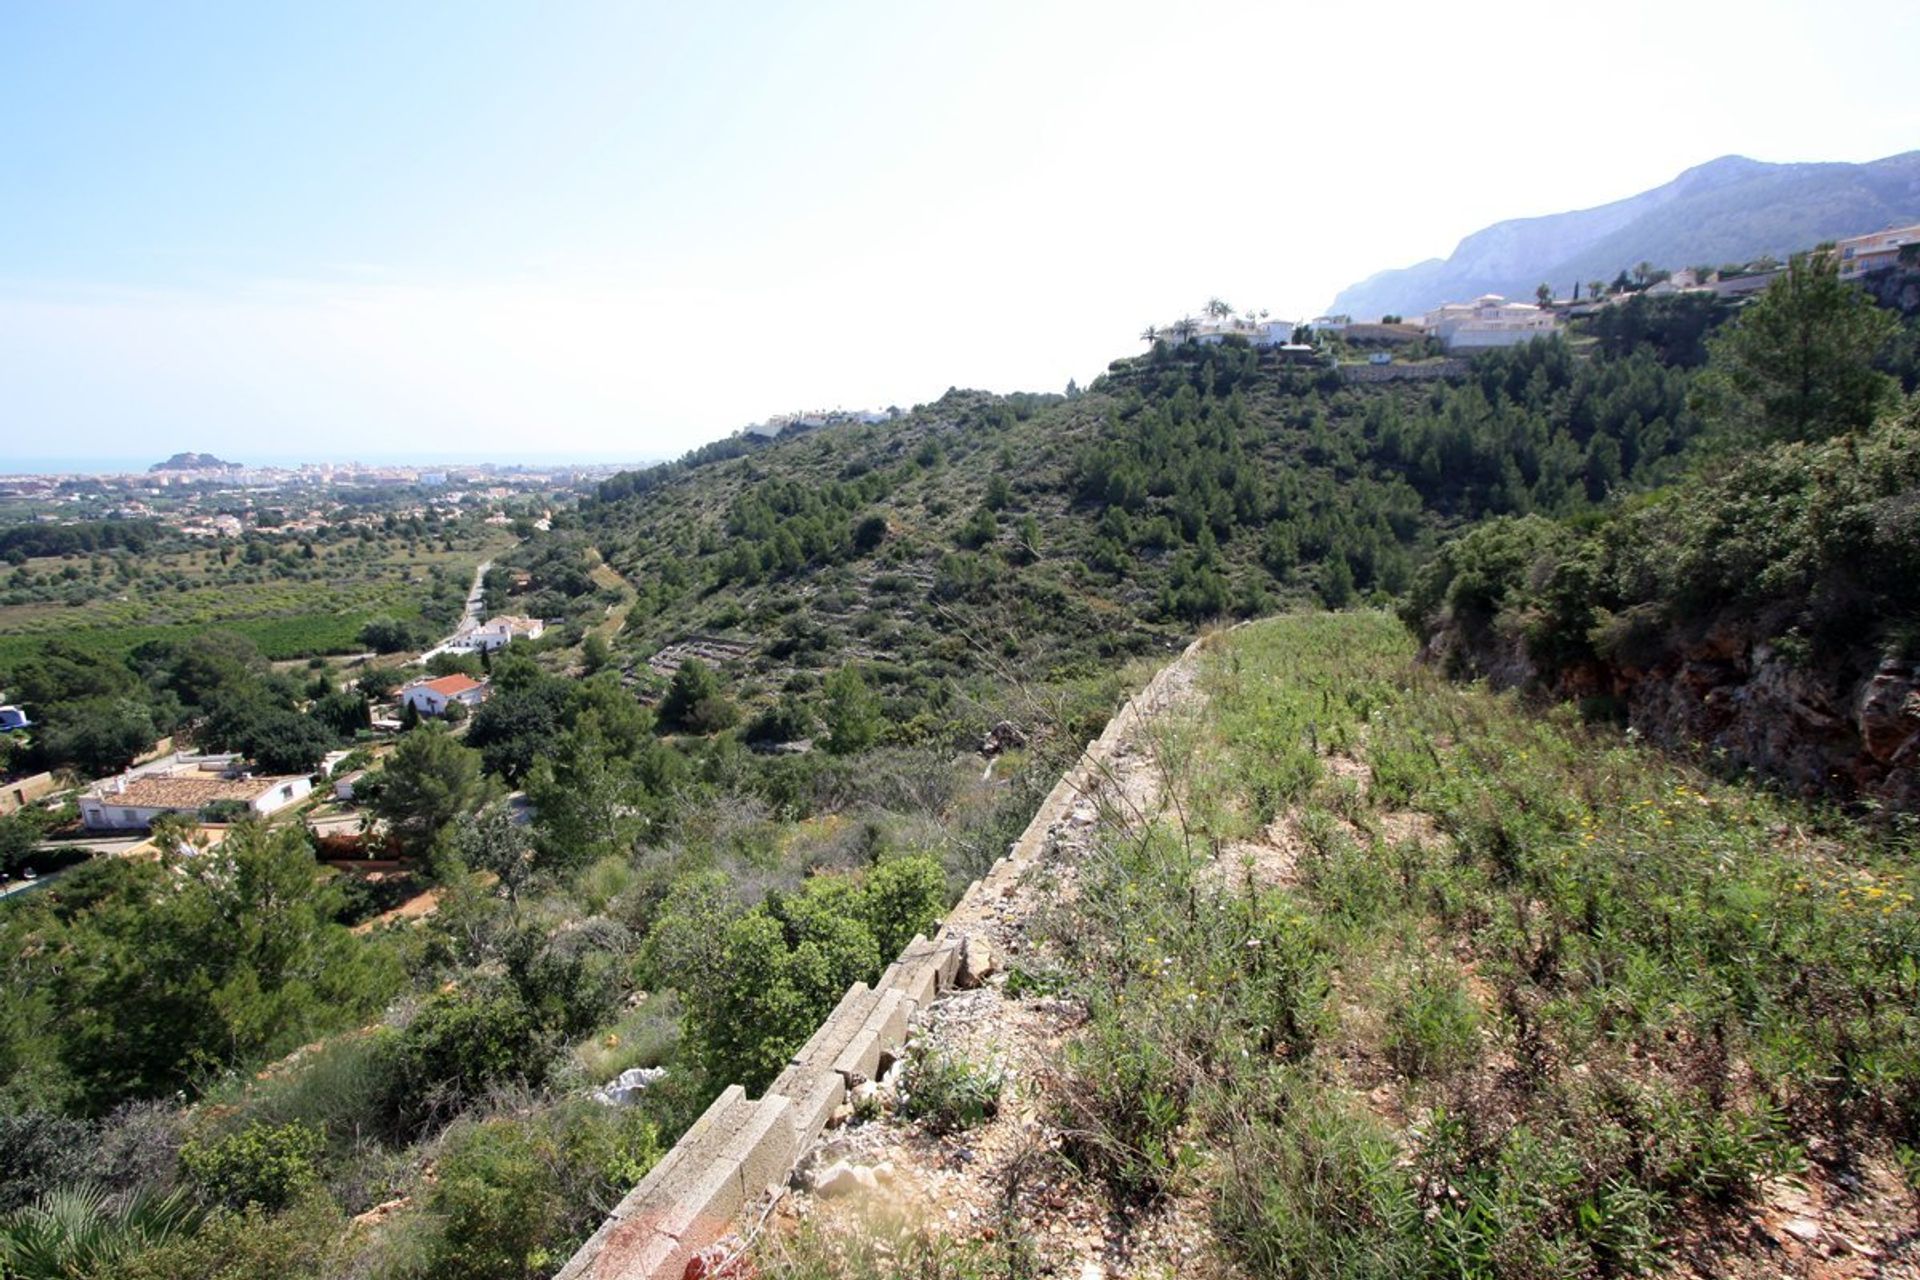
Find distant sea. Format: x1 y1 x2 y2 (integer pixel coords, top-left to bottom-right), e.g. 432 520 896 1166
1 451 665 476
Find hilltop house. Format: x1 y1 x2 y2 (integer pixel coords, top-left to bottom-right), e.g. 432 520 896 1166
1157 316 1297 347
80 754 312 831
468 615 544 652
1837 223 1920 280
1643 268 1704 298
1423 295 1560 350
399 673 490 717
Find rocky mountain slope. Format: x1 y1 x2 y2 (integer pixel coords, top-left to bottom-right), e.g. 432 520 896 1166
1331 151 1920 319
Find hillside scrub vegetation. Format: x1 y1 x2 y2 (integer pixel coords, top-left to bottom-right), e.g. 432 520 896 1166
571 302 1728 719
1039 613 1918 1277
1405 250 1920 808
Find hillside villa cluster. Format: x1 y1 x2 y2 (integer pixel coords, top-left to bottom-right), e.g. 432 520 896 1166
42 610 548 834
1153 221 1920 360
1149 302 1559 355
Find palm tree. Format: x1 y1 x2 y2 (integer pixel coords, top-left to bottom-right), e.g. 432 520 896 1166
1172 317 1197 344
1139 326 1159 346
1536 283 1554 307
1589 280 1605 300
1205 297 1233 319
0 1184 203 1279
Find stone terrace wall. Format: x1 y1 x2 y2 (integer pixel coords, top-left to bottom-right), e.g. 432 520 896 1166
1335 358 1470 385
557 637 1210 1280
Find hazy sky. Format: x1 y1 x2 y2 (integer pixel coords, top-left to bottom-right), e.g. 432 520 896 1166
3 0 1917 465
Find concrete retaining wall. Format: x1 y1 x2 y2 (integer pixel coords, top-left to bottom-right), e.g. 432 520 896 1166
558 635 1210 1280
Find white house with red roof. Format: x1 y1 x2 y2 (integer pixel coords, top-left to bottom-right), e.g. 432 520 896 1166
398 673 491 717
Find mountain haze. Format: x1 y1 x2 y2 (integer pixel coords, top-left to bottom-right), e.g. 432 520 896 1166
1330 150 1920 319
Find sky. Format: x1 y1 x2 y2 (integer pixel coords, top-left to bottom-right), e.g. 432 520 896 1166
3 0 1918 467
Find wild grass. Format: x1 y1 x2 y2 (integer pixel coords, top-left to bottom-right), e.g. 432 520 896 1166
1043 610 1918 1277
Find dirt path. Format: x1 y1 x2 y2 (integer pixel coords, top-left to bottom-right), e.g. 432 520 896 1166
763 636 1218 1276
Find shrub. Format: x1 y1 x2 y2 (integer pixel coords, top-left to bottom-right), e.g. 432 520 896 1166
0 1113 93 1214
384 989 554 1131
1381 961 1481 1080
897 1044 1003 1136
112 1192 348 1280
181 1120 324 1212
860 854 946 958
412 1104 661 1280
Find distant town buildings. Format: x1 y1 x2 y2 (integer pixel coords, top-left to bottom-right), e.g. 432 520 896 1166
1836 222 1920 280
1423 295 1561 350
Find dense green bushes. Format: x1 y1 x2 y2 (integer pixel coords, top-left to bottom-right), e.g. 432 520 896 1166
0 824 403 1116
647 854 948 1089
1405 399 1920 681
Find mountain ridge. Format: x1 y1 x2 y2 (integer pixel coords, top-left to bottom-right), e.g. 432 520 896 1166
1331 150 1920 318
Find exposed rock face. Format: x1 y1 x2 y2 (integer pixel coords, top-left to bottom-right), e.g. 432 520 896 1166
1430 617 1920 813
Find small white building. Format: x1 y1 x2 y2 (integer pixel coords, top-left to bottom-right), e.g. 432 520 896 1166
399 673 490 717
1423 295 1560 350
468 616 544 652
81 768 312 831
332 769 367 801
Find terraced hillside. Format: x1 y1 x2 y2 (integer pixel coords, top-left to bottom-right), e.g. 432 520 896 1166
576 329 1709 726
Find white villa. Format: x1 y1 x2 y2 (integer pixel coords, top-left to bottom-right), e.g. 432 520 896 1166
469 615 544 652
399 673 490 717
1423 295 1560 350
1154 316 1297 347
81 754 312 831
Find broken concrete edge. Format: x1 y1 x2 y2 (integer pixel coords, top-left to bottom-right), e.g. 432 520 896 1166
556 638 1208 1279
558 1095 798 1280
552 1084 747 1280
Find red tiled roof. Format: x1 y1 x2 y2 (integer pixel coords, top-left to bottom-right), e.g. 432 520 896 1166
422 674 483 696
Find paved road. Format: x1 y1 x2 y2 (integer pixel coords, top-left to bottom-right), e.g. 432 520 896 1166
458 559 492 635
418 559 492 662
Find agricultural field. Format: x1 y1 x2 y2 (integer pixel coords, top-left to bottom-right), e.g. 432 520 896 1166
0 525 514 664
